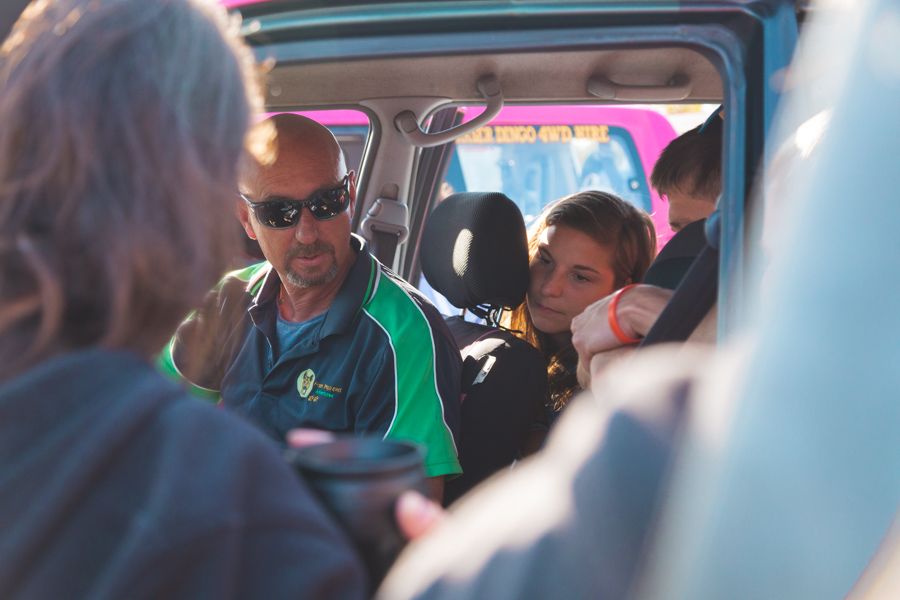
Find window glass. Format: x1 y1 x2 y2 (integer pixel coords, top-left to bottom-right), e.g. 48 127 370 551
420 104 685 317
448 122 648 226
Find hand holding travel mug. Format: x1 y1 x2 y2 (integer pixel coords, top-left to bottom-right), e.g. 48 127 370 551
284 437 428 588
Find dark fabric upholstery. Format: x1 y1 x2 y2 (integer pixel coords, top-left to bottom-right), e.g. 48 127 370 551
420 193 547 504
642 218 707 290
443 317 546 505
641 211 720 346
421 192 529 312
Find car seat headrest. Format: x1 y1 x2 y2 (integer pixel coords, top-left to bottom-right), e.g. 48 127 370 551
421 192 529 319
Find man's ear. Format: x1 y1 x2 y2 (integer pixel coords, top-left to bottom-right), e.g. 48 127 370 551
348 170 357 213
236 199 257 240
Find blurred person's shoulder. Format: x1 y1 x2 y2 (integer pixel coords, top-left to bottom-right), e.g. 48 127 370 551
0 348 366 598
379 343 733 599
191 261 273 326
212 261 272 300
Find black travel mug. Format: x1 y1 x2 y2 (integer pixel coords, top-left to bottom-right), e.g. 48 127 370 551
284 437 428 588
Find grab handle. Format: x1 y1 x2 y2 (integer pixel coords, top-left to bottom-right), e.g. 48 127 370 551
587 74 691 101
394 75 503 148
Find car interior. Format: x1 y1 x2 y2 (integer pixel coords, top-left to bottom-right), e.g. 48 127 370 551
227 5 900 600
2 0 896 597
241 0 898 594
225 0 791 483
230 0 810 333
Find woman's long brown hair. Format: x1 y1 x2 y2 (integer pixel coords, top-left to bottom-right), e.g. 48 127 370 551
0 0 264 379
503 190 656 412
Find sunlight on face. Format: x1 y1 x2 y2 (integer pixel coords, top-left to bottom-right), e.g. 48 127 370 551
526 224 618 343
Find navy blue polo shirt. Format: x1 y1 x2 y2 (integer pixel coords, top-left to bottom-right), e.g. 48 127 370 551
160 236 462 477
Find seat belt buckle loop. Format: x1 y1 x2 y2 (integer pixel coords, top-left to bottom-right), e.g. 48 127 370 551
361 196 410 244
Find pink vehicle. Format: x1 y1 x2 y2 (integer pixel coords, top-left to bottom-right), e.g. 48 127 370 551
452 105 678 243
299 105 678 245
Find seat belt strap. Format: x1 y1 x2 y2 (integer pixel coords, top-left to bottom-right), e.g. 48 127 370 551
360 190 409 268
371 228 400 267
641 211 721 346
640 245 718 346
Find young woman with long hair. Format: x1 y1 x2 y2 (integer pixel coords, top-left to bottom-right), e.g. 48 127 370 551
504 190 656 425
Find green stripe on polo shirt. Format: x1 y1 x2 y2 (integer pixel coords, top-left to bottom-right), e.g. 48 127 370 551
227 261 269 295
229 261 266 283
156 338 220 402
154 264 267 401
363 273 460 477
362 258 377 305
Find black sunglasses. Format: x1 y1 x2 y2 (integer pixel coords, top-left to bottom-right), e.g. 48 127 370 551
241 175 351 228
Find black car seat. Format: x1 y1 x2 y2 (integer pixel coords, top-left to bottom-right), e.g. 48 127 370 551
642 218 708 290
420 192 548 505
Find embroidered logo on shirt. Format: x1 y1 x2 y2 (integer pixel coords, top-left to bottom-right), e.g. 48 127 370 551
297 369 316 398
312 382 343 400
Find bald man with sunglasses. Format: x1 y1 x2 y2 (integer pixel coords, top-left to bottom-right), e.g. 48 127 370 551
159 114 462 499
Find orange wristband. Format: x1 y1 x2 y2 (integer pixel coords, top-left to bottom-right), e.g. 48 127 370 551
608 284 642 345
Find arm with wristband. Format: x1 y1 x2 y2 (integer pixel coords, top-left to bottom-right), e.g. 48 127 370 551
571 284 673 387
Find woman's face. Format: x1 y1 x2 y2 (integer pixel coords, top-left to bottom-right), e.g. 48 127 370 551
526 224 618 343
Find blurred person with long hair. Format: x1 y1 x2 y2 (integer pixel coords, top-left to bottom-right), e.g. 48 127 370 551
0 1 365 596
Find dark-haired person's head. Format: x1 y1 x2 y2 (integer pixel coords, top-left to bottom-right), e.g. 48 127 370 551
651 112 722 232
0 0 263 378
